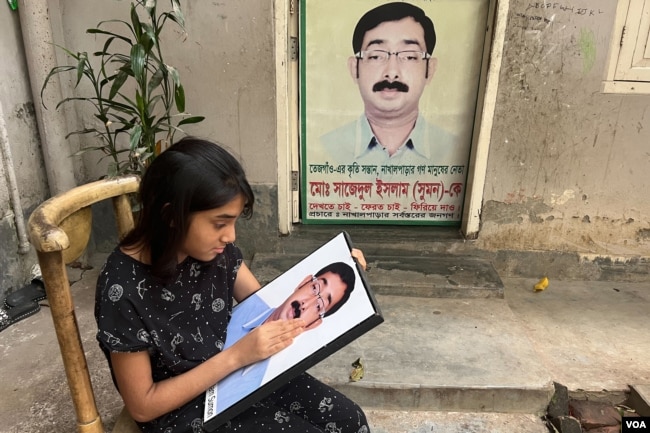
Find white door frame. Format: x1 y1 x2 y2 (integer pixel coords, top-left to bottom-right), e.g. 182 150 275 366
460 0 510 238
274 0 299 234
275 0 511 237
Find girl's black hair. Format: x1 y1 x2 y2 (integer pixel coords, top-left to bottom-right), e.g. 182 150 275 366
121 136 254 282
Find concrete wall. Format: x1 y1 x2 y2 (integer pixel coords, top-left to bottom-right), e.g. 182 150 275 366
0 6 49 294
50 0 278 185
0 1 279 298
51 0 281 261
475 0 650 262
1 0 649 299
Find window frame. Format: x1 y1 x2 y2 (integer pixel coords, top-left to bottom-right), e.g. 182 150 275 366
603 0 650 94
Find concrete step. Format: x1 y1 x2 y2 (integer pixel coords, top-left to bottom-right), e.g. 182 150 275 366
265 225 650 282
305 295 554 415
249 250 546 414
270 226 479 258
365 410 549 433
251 253 504 298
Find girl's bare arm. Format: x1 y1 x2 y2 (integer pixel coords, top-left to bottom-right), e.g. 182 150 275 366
111 316 304 422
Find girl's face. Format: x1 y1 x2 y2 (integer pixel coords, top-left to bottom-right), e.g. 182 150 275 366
178 194 246 263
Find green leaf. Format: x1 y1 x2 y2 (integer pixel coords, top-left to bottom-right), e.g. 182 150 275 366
171 0 185 28
140 31 155 54
107 161 119 177
135 90 145 114
87 27 132 45
166 65 181 87
130 125 143 150
115 92 138 112
148 94 162 113
65 128 102 139
148 68 164 94
94 112 109 123
130 44 146 81
54 96 98 110
109 70 129 100
178 116 205 126
174 84 185 112
72 146 115 158
96 38 123 69
112 53 133 68
141 22 157 48
40 65 76 104
101 99 138 116
144 0 156 15
75 52 89 86
130 4 143 38
54 43 81 60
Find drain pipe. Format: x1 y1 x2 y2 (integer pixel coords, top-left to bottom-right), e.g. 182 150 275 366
0 101 31 254
18 0 77 195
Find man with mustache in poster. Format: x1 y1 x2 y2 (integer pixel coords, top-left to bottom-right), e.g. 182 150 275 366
320 2 457 171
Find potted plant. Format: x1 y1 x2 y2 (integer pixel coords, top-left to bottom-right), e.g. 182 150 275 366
41 0 204 177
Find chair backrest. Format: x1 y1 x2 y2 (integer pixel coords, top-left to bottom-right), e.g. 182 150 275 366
28 175 139 433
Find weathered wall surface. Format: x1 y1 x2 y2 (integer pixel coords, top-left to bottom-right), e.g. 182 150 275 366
51 0 277 185
1 1 279 299
476 0 650 260
47 0 281 259
0 7 49 295
2 0 649 301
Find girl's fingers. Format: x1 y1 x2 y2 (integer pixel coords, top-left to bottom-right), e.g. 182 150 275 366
260 319 304 356
351 248 367 270
261 319 304 344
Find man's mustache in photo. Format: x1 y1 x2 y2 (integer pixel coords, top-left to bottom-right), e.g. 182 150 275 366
292 300 302 318
373 80 409 92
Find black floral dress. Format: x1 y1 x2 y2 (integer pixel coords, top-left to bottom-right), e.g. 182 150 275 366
95 244 240 432
95 244 370 433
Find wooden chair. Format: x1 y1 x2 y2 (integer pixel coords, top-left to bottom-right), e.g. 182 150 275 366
27 175 141 433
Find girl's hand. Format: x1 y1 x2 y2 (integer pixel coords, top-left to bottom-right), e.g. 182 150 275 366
230 318 305 367
351 248 367 270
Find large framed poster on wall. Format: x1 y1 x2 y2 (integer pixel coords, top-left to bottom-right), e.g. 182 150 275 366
300 0 489 225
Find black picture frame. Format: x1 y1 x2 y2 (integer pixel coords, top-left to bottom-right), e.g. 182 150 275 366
203 231 383 431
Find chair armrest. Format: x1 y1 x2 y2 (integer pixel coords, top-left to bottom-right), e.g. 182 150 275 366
28 175 139 253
